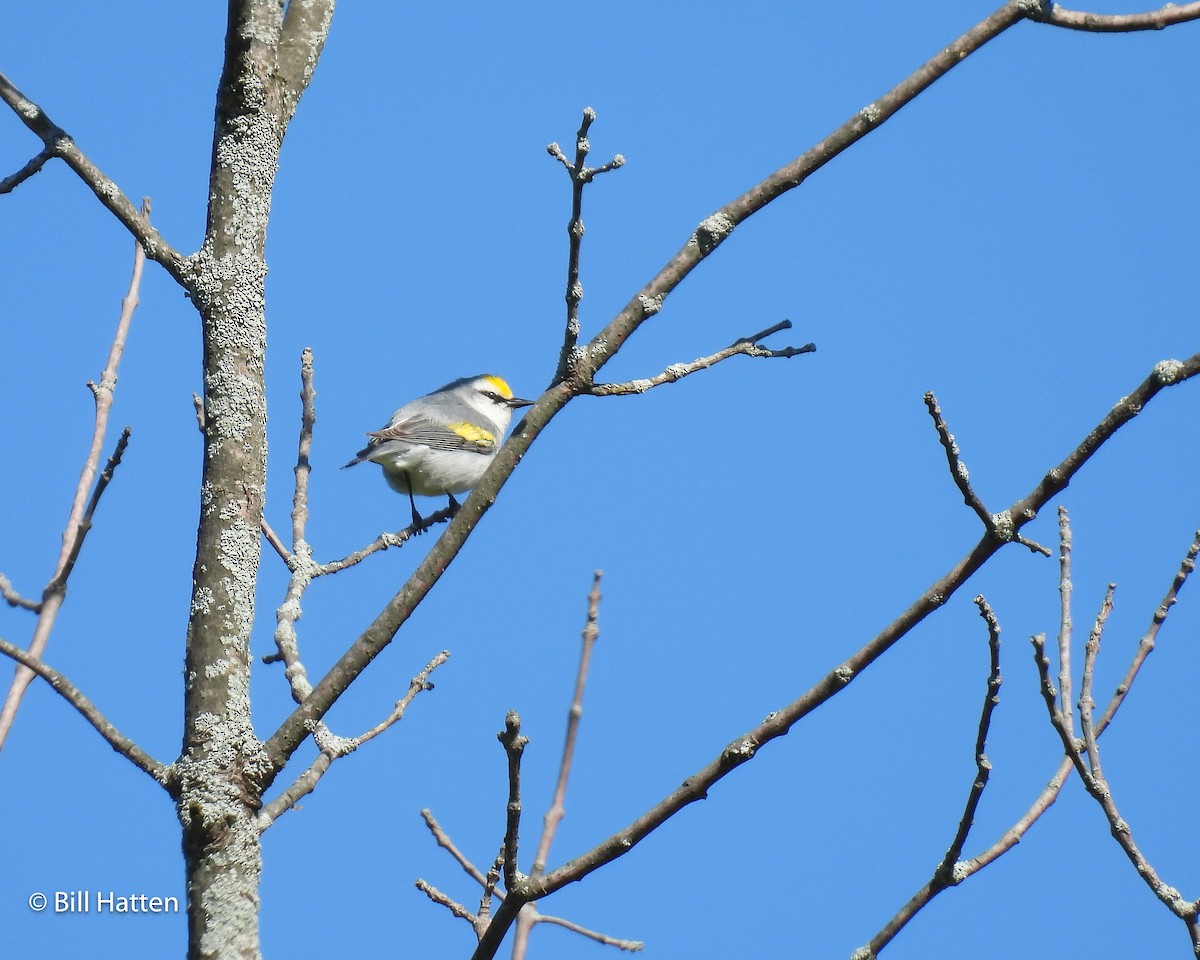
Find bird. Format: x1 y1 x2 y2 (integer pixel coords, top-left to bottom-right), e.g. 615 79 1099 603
342 374 534 526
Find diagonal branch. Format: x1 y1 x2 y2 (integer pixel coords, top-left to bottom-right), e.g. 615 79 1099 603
572 2 1036 386
1031 1 1200 31
0 635 172 787
0 206 147 750
925 392 1049 555
493 352 1200 923
588 321 814 397
1031 632 1197 924
0 74 189 284
263 4 1037 775
256 651 448 829
529 572 603 879
1029 508 1200 934
859 522 1200 957
257 0 1200 782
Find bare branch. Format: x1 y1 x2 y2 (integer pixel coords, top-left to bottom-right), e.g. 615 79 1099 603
421 809 495 890
52 428 133 593
863 520 1200 956
530 572 603 879
1030 0 1200 31
0 635 171 786
257 0 1200 783
531 912 644 952
0 573 39 612
1031 633 1197 924
1056 506 1075 727
589 320 815 397
0 206 147 749
924 390 991 526
291 346 317 548
572 4 1036 387
489 352 1200 914
1077 582 1115 775
550 107 626 381
260 517 291 565
276 0 336 122
924 392 1049 555
958 525 1200 884
943 596 1003 870
256 651 449 828
1098 526 1200 728
478 851 504 926
498 711 529 891
0 74 188 283
312 527 423 574
855 595 1004 957
0 144 53 194
415 879 481 931
1028 514 1200 931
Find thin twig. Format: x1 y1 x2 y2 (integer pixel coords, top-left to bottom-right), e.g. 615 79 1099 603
862 521 1200 956
421 809 494 889
256 651 449 828
314 523 432 575
0 144 53 194
1078 583 1114 775
464 347 1200 960
479 851 504 926
415 879 480 929
1031 1 1200 31
0 73 189 283
531 572 603 878
550 107 625 381
259 0 1200 788
0 573 40 612
0 203 147 749
531 912 644 952
1099 527 1200 727
959 525 1200 881
924 392 992 527
498 711 529 892
1056 506 1075 727
0 635 170 786
924 392 1049 556
855 595 1004 957
588 320 815 397
260 517 291 564
513 572 608 959
292 346 317 548
1031 632 1196 922
945 596 1003 870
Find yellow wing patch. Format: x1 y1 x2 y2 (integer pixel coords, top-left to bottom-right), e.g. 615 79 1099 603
481 375 514 399
448 421 496 447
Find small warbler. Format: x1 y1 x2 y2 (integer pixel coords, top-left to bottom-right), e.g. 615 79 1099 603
342 374 534 526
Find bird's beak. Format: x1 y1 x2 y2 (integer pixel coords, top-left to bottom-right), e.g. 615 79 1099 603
508 396 535 409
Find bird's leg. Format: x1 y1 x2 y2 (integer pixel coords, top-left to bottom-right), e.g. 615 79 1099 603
446 493 461 517
403 472 423 527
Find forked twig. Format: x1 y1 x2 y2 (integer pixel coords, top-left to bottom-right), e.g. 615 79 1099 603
0 202 148 749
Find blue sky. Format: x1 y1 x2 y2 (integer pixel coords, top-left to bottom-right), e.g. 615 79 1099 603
2 3 1198 958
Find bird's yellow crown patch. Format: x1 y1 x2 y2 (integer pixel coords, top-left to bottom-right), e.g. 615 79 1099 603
481 375 514 399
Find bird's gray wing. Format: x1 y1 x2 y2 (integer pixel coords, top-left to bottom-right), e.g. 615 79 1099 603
368 415 498 453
